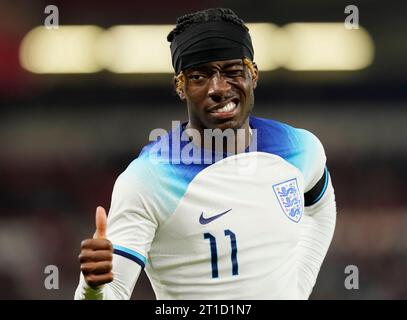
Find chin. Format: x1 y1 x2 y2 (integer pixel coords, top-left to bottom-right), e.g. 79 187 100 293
219 111 251 130
211 119 244 131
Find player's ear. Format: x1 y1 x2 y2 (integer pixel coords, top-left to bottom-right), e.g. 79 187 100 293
252 62 259 90
173 74 186 101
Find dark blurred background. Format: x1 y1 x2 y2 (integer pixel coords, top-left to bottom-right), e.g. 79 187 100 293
0 0 406 299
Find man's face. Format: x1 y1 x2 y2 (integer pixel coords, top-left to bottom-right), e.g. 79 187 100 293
178 59 258 131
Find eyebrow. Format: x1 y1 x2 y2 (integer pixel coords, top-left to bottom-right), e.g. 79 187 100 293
221 61 244 69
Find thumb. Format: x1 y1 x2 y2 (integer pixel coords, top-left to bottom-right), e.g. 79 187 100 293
94 206 107 239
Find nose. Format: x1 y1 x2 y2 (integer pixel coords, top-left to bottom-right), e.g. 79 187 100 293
208 73 231 103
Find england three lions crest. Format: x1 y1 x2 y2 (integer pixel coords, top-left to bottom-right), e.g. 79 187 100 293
272 178 303 223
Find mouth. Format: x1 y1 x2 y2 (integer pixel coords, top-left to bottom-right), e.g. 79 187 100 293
209 99 240 120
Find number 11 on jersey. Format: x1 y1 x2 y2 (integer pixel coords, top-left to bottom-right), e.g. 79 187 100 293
204 229 238 278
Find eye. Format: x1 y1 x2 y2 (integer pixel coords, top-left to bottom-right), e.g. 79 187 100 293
188 73 206 81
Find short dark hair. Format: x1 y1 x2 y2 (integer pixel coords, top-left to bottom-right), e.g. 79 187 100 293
167 8 249 43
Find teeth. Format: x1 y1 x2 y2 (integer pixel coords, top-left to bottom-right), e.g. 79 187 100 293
213 102 236 113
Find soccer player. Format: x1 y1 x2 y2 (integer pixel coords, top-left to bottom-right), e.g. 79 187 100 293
75 8 336 300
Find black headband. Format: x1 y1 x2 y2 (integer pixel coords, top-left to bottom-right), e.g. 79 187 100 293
170 21 254 73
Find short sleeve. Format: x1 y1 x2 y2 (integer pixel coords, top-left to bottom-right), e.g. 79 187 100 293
106 165 158 269
293 129 327 193
293 129 330 207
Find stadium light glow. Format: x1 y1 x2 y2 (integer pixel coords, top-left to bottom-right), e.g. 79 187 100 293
19 26 104 73
19 23 374 74
96 25 174 73
246 23 287 71
282 23 374 71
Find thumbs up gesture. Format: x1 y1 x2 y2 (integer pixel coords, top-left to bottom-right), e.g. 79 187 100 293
79 207 114 288
95 206 107 239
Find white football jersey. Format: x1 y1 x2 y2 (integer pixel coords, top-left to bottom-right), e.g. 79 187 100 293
106 116 328 299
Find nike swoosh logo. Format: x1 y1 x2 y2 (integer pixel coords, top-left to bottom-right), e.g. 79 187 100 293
199 209 232 225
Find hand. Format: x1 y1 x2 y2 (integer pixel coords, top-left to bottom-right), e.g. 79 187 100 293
79 206 114 288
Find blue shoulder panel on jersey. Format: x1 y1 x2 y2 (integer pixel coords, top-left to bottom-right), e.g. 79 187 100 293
113 244 147 268
127 123 211 218
127 117 322 217
249 116 320 183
